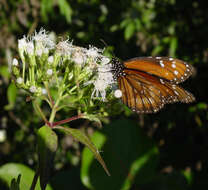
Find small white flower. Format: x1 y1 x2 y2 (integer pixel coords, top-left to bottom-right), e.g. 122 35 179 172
98 63 112 73
18 38 27 51
86 46 102 59
18 38 27 59
88 61 98 70
101 57 110 65
42 88 47 95
48 56 54 64
33 28 55 50
17 77 23 84
26 42 34 55
73 56 84 65
56 40 73 55
43 48 49 54
72 52 86 66
29 85 37 93
36 49 43 57
114 89 122 98
91 64 115 101
46 69 53 76
12 58 18 66
91 80 107 101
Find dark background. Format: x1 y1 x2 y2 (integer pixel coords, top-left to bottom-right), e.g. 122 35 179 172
0 0 208 189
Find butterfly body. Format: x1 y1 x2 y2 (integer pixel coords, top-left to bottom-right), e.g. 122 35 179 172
111 56 195 114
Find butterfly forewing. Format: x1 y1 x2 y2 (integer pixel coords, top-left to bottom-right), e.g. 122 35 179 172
123 57 195 84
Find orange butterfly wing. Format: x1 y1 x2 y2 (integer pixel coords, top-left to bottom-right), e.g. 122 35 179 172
118 69 195 113
123 57 195 84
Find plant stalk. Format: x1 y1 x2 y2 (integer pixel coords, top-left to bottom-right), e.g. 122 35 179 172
51 114 83 127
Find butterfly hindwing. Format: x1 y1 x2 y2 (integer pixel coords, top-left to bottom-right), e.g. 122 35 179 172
118 69 195 113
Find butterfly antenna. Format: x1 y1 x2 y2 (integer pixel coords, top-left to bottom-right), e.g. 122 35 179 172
100 39 117 59
100 39 108 48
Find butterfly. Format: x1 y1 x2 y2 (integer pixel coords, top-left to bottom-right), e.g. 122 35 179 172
111 56 195 113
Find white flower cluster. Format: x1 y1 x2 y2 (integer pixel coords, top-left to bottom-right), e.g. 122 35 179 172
90 61 115 101
14 28 117 101
18 28 55 58
56 40 116 101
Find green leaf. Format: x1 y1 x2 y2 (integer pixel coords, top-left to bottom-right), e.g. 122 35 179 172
0 163 53 190
152 45 164 56
135 19 142 30
37 126 58 190
81 119 159 190
40 0 54 22
82 114 102 128
81 131 106 189
58 0 73 23
182 169 193 185
54 126 110 176
110 25 119 32
197 102 207 110
10 174 21 190
124 22 136 40
4 82 17 110
120 19 130 28
169 36 178 57
0 65 10 78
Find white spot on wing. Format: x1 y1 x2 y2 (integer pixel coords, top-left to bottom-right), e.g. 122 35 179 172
174 91 179 95
160 79 165 84
174 70 178 75
160 60 164 67
172 63 176 68
114 89 122 98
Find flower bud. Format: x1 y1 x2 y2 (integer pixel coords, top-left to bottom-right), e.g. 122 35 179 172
12 58 18 66
42 88 47 95
17 77 23 84
36 49 43 57
29 85 37 93
48 56 54 64
46 69 53 76
26 42 34 55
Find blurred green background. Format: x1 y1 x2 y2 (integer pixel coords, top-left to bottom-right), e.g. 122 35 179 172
0 0 208 189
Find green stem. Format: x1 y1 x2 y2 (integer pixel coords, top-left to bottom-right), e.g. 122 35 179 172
49 92 62 123
33 100 48 124
44 82 54 106
49 68 67 123
51 114 83 127
22 59 26 82
29 69 32 82
31 66 35 82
